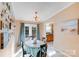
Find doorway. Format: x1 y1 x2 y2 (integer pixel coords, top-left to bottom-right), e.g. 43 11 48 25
45 23 54 42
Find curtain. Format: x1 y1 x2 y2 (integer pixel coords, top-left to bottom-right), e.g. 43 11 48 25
37 24 40 40
19 23 24 44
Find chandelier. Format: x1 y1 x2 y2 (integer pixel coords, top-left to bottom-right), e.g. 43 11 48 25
34 11 40 22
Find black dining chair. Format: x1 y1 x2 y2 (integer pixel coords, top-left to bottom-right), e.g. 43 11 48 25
37 44 47 57
40 44 47 57
21 41 27 57
21 41 32 57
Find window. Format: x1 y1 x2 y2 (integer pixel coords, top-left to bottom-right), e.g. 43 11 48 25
25 26 29 37
24 24 37 38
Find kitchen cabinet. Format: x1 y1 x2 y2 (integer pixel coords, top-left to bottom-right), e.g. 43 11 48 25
46 34 53 42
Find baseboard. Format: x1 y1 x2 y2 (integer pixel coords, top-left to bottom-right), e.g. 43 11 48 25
54 47 72 57
14 48 22 57
14 46 72 57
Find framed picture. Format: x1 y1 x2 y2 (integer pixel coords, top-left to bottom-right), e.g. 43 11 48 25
61 20 77 33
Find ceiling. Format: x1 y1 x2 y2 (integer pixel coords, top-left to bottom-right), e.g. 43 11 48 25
12 2 74 22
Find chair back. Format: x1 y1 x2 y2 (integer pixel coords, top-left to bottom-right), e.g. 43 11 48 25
21 41 24 51
40 44 47 57
21 41 26 57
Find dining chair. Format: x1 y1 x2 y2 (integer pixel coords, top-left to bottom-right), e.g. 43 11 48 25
37 44 47 57
40 44 47 57
21 41 32 57
21 41 26 57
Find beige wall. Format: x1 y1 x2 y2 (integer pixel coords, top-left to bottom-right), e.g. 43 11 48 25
53 20 79 56
51 3 79 56
39 23 46 40
15 20 21 53
40 3 79 56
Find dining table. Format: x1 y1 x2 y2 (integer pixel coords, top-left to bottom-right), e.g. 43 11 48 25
24 39 46 57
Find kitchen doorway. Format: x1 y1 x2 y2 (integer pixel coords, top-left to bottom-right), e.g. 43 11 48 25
45 23 54 42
